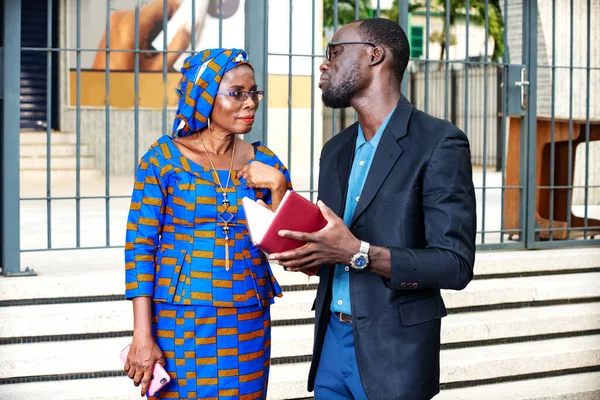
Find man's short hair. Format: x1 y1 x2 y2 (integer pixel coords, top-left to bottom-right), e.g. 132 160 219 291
357 18 410 85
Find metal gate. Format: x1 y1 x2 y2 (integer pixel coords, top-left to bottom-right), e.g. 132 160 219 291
2 0 599 276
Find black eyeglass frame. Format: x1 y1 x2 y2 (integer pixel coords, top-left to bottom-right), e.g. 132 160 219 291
216 90 264 102
325 41 377 61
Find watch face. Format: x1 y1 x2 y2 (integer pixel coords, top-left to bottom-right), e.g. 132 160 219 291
355 257 367 267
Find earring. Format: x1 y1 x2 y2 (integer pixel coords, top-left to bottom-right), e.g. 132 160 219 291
208 117 212 131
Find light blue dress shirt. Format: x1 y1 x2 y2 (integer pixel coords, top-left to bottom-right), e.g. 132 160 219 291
331 108 396 315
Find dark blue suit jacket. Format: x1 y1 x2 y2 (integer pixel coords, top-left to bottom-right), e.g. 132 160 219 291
309 97 476 399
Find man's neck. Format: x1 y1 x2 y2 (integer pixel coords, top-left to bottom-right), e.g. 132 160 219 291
353 91 401 141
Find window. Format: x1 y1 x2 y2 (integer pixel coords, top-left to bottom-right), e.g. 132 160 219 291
409 25 424 59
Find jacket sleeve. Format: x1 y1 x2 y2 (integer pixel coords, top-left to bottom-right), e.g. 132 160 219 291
124 153 167 299
389 127 477 291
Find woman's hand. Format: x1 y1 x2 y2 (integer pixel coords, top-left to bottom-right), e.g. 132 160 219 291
237 161 286 191
124 335 165 397
238 161 288 210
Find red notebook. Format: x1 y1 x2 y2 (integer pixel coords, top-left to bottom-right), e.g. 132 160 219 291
242 191 327 276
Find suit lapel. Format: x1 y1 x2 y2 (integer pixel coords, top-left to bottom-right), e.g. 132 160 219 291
334 125 358 217
350 97 413 226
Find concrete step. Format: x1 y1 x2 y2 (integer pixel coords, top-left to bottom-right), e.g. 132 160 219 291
2 371 599 400
20 143 91 157
3 298 599 347
20 131 77 145
20 155 96 170
433 371 600 399
2 272 599 326
0 367 310 400
19 168 103 181
5 247 598 302
2 335 599 398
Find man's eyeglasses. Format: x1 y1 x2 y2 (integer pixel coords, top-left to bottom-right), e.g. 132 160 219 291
217 90 264 102
325 41 376 61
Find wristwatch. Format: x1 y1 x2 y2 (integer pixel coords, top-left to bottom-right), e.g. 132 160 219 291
349 241 370 270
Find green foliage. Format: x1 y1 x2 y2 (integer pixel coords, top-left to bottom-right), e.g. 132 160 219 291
323 0 370 28
388 0 505 61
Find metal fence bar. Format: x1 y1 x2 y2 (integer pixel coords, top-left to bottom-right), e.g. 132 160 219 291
1 0 28 275
464 0 470 140
191 0 196 51
583 0 591 239
566 0 574 240
244 0 268 144
444 0 450 121
219 0 223 48
524 0 539 247
134 5 140 172
332 0 338 138
424 0 430 114
287 0 293 173
480 0 489 244
499 0 508 242
22 195 131 201
104 0 111 246
75 0 82 248
46 0 53 249
310 0 316 201
531 239 600 250
549 0 556 240
162 0 168 137
376 0 380 17
398 1 408 96
355 0 359 20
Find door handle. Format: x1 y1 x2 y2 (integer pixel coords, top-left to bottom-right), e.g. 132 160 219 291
514 68 529 111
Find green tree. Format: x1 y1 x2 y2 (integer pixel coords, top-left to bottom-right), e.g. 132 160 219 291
389 0 505 62
323 0 370 30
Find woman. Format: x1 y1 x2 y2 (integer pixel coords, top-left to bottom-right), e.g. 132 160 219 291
123 48 292 399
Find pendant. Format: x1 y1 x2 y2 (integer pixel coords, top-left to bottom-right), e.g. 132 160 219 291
218 192 233 272
222 192 230 208
223 225 230 271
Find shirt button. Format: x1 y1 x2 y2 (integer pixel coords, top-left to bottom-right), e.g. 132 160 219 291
337 300 343 305
344 266 350 271
355 196 360 202
359 160 365 166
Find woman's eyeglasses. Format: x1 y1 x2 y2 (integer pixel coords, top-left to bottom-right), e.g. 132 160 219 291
217 90 264 102
325 41 376 61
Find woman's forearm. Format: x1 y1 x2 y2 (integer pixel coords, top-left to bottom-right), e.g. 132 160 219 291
132 296 153 339
270 182 288 211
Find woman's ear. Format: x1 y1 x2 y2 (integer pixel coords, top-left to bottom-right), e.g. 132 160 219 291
370 46 385 66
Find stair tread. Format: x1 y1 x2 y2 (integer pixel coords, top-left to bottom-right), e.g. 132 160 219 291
2 333 600 383
3 300 600 345
434 371 600 399
3 266 600 303
1 370 600 400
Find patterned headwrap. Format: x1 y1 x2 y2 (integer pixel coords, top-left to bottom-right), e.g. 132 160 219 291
172 48 252 138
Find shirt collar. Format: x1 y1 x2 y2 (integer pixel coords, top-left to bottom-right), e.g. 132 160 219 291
356 106 396 151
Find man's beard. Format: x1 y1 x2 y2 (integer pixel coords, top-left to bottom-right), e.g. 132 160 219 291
322 66 361 109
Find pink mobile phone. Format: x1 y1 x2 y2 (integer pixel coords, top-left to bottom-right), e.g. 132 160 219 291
120 344 171 396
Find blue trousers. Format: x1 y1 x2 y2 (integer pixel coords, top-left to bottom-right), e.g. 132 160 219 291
314 315 369 399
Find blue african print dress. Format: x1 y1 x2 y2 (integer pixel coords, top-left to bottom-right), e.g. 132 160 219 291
125 135 292 399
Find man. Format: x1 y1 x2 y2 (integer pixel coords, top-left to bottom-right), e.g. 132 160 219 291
269 18 476 400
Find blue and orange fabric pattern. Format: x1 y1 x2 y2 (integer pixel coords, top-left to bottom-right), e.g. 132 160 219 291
125 135 291 307
124 47 292 399
125 137 291 399
149 302 272 400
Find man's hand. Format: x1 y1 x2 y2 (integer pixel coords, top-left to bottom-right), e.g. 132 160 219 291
269 201 360 272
